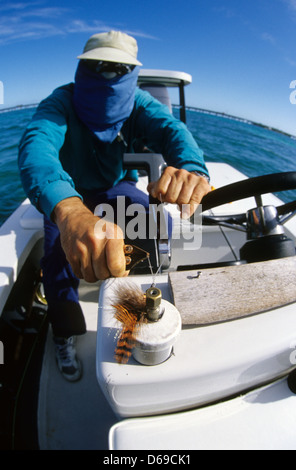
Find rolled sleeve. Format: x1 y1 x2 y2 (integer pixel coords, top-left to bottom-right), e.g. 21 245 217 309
38 179 82 219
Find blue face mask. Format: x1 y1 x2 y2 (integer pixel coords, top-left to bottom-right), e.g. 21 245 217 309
73 61 139 143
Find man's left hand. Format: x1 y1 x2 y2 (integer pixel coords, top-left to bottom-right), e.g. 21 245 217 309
147 166 211 219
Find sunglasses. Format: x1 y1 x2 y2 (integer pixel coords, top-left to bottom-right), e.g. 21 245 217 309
84 60 135 77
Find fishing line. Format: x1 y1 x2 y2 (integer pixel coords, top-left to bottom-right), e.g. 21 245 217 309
148 194 197 287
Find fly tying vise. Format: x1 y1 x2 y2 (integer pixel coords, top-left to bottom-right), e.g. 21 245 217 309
111 244 150 364
112 282 164 364
124 244 149 271
112 243 181 365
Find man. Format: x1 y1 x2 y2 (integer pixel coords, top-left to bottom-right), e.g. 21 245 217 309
18 31 210 381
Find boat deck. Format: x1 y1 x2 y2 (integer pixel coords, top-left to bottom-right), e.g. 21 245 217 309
37 281 117 450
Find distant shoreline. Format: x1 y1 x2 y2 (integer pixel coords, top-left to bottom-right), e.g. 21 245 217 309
0 103 39 113
174 105 296 140
0 102 295 140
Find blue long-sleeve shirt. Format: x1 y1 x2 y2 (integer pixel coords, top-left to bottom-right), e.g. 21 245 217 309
18 83 209 219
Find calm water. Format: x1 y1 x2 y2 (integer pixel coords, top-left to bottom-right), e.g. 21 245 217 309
0 106 295 226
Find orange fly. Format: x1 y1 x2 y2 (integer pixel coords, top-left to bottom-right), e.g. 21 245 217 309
112 283 148 364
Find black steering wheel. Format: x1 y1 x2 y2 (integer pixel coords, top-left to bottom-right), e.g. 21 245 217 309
200 171 296 226
197 171 296 264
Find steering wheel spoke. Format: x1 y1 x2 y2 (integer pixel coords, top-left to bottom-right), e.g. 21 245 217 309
202 213 247 232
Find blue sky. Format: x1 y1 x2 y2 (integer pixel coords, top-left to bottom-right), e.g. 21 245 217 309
0 0 295 136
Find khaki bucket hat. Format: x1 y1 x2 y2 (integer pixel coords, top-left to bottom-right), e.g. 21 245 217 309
77 30 142 66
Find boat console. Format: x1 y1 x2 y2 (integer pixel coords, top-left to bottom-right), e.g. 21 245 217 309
96 158 296 419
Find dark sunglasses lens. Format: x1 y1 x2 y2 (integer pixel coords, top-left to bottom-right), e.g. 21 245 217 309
84 60 98 72
84 60 135 76
113 63 135 75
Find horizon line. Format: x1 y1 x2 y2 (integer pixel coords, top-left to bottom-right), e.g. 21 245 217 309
0 102 295 139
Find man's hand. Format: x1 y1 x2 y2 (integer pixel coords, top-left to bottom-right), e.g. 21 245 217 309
147 166 211 219
53 197 128 282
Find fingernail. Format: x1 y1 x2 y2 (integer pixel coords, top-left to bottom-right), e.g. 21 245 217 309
181 206 191 219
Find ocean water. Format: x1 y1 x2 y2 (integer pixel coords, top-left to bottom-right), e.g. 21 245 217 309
0 107 36 225
0 106 295 227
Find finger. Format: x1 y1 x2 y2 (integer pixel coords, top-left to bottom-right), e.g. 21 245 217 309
105 222 127 277
181 201 199 220
92 222 127 280
147 167 174 199
165 175 185 204
77 242 99 283
71 261 84 280
105 238 127 277
92 247 111 280
81 257 98 283
182 180 211 219
65 242 87 280
174 179 195 208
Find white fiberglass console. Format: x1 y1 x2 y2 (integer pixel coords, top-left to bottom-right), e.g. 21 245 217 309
96 273 296 418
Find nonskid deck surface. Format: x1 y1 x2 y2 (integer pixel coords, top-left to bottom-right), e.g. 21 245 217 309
37 281 117 450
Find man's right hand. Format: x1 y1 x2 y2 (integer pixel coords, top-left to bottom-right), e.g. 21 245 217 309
53 197 128 282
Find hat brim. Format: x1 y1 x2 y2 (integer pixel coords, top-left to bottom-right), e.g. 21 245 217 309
77 47 142 66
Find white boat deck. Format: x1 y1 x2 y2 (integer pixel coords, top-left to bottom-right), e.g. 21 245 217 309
37 281 118 450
